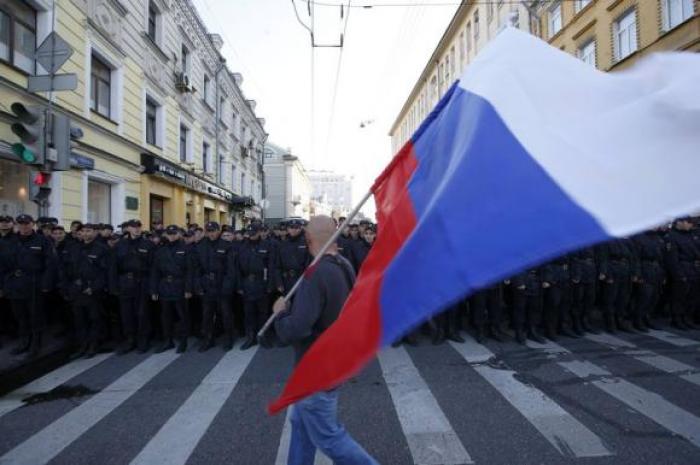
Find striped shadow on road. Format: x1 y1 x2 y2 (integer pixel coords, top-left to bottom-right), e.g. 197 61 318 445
449 337 611 458
645 330 699 347
274 408 332 465
586 333 700 388
0 353 112 419
377 346 473 465
527 339 700 449
0 351 179 465
129 343 258 465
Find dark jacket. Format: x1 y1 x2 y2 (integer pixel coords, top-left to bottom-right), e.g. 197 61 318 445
275 233 311 292
150 239 193 301
275 254 355 364
665 229 700 280
541 256 570 285
237 238 274 301
570 247 597 284
63 239 110 300
110 235 154 297
193 238 231 300
512 267 542 297
350 239 372 273
632 231 666 285
2 232 55 299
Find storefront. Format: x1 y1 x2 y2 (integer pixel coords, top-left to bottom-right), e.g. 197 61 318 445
0 158 38 218
140 153 236 228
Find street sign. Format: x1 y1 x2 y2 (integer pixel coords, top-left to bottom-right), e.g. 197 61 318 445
35 32 73 74
27 74 78 93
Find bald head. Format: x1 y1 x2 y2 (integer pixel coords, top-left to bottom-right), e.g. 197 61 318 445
306 215 338 257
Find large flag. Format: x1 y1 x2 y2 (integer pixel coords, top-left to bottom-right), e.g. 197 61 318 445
268 27 700 414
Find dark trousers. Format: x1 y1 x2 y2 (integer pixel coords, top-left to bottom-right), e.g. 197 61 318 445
160 300 189 342
670 278 692 317
603 278 632 319
201 298 234 340
72 295 103 345
119 293 150 343
244 296 269 336
572 282 596 319
512 291 541 330
637 282 660 322
472 288 502 328
435 305 461 336
11 297 44 338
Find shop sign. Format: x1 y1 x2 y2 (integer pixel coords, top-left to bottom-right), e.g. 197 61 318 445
70 153 95 170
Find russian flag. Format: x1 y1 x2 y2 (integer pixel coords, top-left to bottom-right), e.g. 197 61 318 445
268 28 700 414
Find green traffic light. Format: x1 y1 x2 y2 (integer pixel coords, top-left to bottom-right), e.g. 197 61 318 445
11 143 37 163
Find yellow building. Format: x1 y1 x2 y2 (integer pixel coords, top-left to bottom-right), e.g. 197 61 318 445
0 0 266 229
533 0 699 70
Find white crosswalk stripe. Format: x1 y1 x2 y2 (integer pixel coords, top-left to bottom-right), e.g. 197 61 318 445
129 344 258 465
0 352 179 465
378 346 473 465
586 333 700 387
527 339 700 449
449 337 611 458
0 353 112 419
274 408 332 465
645 330 699 347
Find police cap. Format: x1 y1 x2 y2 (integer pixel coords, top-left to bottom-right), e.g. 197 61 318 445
15 214 34 224
205 221 220 231
286 218 304 228
165 225 180 234
0 215 14 223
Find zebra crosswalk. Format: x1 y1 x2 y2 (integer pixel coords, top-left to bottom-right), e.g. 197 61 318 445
0 329 699 465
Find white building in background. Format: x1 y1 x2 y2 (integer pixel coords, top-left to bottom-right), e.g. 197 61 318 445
262 143 311 223
307 170 353 218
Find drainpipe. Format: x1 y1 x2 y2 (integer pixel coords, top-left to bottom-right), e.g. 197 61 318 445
214 58 226 186
261 133 269 222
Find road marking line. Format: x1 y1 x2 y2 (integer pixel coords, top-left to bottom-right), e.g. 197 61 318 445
0 353 112 419
645 330 699 347
378 346 473 465
527 339 700 449
449 337 611 458
0 352 179 465
274 409 332 465
586 333 700 387
129 344 257 465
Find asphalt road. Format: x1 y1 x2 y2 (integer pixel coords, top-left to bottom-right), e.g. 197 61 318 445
1 327 700 465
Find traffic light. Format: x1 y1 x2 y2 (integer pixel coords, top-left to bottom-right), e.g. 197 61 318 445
10 103 46 165
51 113 83 171
29 170 51 204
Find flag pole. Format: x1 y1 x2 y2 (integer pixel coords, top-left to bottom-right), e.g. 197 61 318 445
257 189 374 338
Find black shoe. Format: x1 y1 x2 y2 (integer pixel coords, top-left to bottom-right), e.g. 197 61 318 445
475 327 485 344
117 338 136 355
137 341 150 353
632 318 648 333
240 337 257 351
176 339 188 353
198 338 213 353
582 318 599 334
447 332 465 343
71 342 89 359
223 335 235 351
85 343 98 358
528 329 546 344
515 328 526 344
605 316 617 334
155 340 175 353
10 337 30 356
560 327 579 339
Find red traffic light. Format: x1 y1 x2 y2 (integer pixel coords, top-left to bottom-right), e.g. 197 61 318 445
33 172 50 186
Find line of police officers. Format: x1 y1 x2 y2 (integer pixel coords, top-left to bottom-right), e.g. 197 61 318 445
1 213 699 360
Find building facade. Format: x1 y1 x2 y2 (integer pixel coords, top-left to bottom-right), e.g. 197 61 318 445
0 0 266 229
389 1 532 153
307 170 353 218
262 142 311 223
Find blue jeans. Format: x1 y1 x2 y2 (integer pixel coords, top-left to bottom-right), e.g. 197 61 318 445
288 389 380 465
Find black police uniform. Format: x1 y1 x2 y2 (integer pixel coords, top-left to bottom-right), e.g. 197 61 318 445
471 285 504 343
597 239 639 332
110 233 155 352
194 236 235 350
541 256 577 340
64 237 110 356
631 231 666 331
150 237 193 352
0 228 16 345
665 226 700 329
349 237 372 273
570 247 599 334
337 232 354 262
511 268 545 344
276 231 311 294
237 235 274 349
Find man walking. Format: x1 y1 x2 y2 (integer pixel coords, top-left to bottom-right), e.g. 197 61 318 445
273 215 379 465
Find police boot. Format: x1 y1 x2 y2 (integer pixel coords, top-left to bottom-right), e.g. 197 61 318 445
198 337 214 353
527 326 546 344
447 328 465 343
223 332 235 351
117 337 136 355
475 326 486 344
27 334 42 358
616 317 634 333
85 342 99 359
176 338 188 354
632 316 648 333
644 316 661 331
605 315 617 334
515 327 526 345
155 339 175 353
572 317 585 336
10 336 31 356
240 329 257 351
559 325 579 339
432 327 445 345
581 316 599 334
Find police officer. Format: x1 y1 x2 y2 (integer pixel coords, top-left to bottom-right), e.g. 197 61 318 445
110 219 155 353
570 247 599 335
471 285 505 343
511 267 546 344
0 215 16 347
350 224 375 273
541 255 577 340
337 220 354 262
64 223 110 358
665 217 700 330
598 239 639 333
275 218 311 295
631 228 666 331
194 221 236 351
237 223 274 350
150 225 193 353
3 215 55 357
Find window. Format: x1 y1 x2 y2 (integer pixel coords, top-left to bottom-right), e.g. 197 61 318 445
549 2 562 38
574 0 591 13
429 76 437 106
487 1 494 22
444 55 450 87
578 40 596 67
231 165 236 191
614 10 637 61
473 12 479 41
438 62 444 96
241 172 246 195
90 55 111 117
147 2 157 42
0 0 36 74
663 0 694 31
202 142 210 173
450 47 456 80
145 98 158 146
466 22 472 51
458 32 465 67
218 154 224 183
88 180 111 224
180 44 189 75
203 75 212 107
218 97 225 121
179 124 188 162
